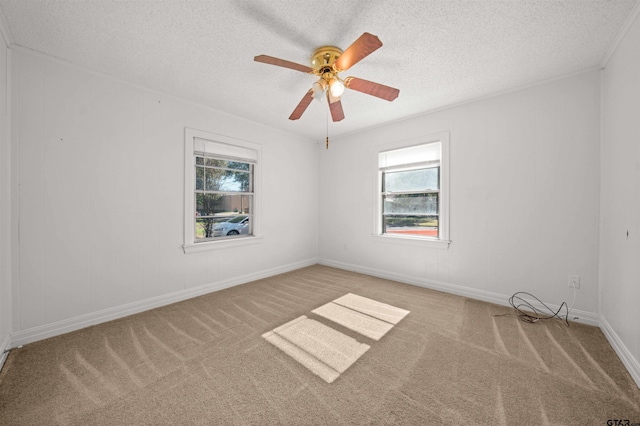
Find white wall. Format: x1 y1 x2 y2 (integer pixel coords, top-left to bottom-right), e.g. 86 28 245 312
10 49 318 344
319 70 601 320
0 22 11 360
600 10 640 386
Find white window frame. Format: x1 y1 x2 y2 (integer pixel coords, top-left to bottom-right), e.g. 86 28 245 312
372 132 450 249
183 128 262 254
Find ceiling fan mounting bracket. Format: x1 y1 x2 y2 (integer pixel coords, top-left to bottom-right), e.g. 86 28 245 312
311 46 343 73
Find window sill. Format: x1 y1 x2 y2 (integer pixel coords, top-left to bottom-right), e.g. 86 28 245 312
183 236 263 254
371 234 451 249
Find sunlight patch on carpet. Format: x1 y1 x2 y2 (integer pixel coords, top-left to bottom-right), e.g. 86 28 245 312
262 329 341 383
312 302 393 340
273 316 370 373
263 294 410 383
332 293 410 325
263 316 369 383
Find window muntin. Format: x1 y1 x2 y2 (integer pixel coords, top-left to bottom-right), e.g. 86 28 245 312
194 154 253 242
379 143 442 239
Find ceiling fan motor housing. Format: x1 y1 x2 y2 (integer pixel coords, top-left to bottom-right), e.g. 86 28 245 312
311 46 343 79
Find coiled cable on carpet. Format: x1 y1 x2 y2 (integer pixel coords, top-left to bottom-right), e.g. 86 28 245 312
494 285 576 326
508 292 570 325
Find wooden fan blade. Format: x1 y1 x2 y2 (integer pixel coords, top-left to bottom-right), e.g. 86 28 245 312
254 55 314 73
326 92 345 122
327 89 340 104
333 32 383 72
345 77 399 101
289 90 314 120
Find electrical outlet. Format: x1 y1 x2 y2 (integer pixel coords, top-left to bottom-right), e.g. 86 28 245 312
568 275 580 289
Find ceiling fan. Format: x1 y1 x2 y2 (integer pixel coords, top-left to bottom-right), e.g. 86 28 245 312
254 32 400 122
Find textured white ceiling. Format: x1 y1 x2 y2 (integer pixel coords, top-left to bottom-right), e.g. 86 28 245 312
0 0 637 142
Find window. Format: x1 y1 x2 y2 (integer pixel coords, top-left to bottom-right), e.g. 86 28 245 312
195 156 253 240
375 132 450 248
184 128 261 253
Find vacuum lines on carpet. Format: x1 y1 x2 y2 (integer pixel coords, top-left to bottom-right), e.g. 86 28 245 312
262 293 410 383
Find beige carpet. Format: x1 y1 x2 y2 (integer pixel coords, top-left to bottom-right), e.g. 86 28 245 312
1 265 639 425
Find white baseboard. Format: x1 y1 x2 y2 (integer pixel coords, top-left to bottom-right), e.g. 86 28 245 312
10 258 318 348
600 315 640 389
0 332 10 372
318 258 601 326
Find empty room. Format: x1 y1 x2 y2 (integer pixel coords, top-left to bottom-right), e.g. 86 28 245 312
1 1 640 424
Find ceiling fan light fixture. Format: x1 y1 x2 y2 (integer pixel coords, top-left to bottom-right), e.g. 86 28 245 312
327 89 340 104
312 79 327 101
329 77 344 97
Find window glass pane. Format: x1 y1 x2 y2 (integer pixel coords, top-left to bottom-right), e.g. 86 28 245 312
205 158 224 167
196 193 252 217
205 168 250 192
195 193 218 217
195 167 204 190
213 160 250 171
204 158 250 171
196 218 218 240
384 167 438 193
383 193 438 215
211 214 250 238
195 193 252 241
222 170 250 192
196 156 204 166
226 161 250 171
205 168 218 191
196 215 251 240
383 215 439 238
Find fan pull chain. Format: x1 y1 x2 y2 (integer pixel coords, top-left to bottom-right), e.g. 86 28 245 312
326 104 329 149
